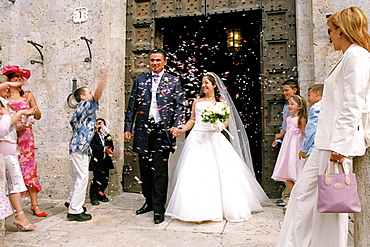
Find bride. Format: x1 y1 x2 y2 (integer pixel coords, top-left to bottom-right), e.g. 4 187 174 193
166 72 271 223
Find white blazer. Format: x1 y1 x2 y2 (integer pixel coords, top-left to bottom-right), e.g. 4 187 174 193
315 44 370 157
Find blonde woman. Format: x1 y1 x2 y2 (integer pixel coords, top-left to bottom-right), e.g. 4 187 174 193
276 7 370 247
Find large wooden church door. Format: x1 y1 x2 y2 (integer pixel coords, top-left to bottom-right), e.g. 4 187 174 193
124 0 297 198
260 0 298 197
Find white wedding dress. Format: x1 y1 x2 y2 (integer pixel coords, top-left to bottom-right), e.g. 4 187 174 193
166 101 271 222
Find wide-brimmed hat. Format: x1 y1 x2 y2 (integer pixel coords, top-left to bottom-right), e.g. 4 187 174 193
1 65 31 80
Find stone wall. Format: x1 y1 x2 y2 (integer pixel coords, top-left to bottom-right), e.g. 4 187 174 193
354 150 370 246
296 0 370 97
0 0 369 244
0 0 126 199
1 0 369 203
312 1 370 82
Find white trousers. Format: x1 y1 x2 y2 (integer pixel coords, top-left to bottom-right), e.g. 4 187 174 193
276 148 350 247
67 150 89 214
5 155 27 195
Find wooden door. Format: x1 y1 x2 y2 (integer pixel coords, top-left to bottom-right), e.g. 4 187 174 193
260 0 297 197
124 0 297 198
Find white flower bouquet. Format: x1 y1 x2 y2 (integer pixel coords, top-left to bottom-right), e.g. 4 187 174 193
201 101 230 132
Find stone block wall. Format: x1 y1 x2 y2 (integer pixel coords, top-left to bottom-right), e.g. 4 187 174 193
1 0 369 244
312 1 370 80
296 0 370 97
1 0 369 203
0 0 126 199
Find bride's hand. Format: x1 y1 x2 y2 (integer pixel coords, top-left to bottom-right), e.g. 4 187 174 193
170 127 182 137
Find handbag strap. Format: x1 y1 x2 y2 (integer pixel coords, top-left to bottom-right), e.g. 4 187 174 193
323 161 350 186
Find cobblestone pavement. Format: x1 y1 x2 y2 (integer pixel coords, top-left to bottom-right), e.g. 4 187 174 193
2 193 354 247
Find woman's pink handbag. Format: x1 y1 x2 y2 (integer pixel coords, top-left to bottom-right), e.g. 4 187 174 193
317 162 361 213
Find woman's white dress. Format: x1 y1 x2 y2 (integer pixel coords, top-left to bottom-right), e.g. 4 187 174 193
166 101 271 222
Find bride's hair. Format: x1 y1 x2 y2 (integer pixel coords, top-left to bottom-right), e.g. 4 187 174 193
199 74 221 102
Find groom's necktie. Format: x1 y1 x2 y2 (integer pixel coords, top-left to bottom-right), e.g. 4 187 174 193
153 74 160 83
149 74 161 123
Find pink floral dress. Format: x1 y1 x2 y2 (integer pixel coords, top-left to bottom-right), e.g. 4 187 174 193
271 116 305 182
8 91 42 193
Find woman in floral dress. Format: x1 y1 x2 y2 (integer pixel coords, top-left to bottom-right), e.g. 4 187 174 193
2 65 47 217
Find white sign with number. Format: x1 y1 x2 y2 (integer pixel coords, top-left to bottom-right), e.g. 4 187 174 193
73 7 88 23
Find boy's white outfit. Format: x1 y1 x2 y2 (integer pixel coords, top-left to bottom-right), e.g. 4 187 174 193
68 150 89 214
276 44 370 247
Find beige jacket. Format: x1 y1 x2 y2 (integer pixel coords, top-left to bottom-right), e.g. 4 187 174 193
315 44 370 157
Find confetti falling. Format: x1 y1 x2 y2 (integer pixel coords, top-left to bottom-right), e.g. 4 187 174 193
155 11 263 174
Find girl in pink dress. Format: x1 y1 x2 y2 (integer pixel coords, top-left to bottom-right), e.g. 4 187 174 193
272 95 307 191
2 66 47 217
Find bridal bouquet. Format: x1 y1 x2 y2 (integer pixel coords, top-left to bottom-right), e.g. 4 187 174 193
201 101 230 132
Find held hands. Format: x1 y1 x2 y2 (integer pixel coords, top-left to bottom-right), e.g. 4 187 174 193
272 139 281 148
170 127 182 137
272 140 278 147
272 130 285 147
125 128 183 139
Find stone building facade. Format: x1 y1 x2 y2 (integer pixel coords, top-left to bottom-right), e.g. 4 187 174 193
0 0 369 198
0 0 126 199
1 0 370 244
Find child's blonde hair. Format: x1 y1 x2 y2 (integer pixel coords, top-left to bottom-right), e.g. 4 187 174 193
290 95 307 128
0 75 8 83
308 84 324 96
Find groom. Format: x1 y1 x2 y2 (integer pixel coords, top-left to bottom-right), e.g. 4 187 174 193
124 48 184 224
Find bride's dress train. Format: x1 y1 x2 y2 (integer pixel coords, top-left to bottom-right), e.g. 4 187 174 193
166 101 271 222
